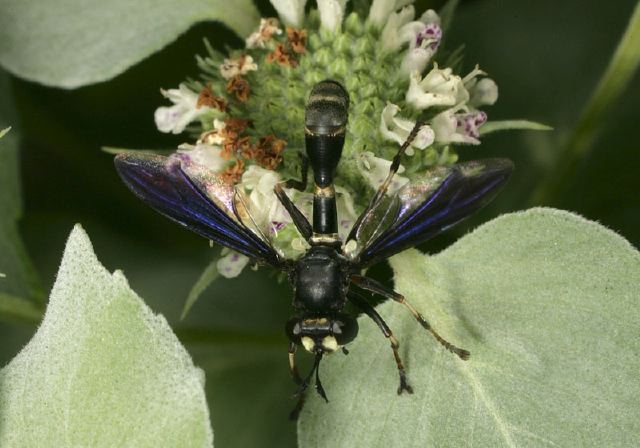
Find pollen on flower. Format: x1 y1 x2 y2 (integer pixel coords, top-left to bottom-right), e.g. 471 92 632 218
226 75 250 102
286 28 307 54
197 85 227 111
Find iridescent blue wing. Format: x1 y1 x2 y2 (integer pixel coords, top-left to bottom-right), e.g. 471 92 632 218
349 158 513 268
114 153 282 266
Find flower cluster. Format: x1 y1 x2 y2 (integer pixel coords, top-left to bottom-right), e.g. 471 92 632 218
152 0 501 277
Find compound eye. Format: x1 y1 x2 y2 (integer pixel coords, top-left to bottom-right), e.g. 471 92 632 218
285 318 302 342
333 315 358 346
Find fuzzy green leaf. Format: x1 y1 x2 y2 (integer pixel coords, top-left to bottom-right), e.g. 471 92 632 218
0 225 213 447
299 208 639 447
0 0 260 88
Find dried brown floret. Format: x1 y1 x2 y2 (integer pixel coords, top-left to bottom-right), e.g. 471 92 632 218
226 75 251 102
287 28 307 54
197 85 227 111
220 158 246 185
266 43 299 68
252 135 287 170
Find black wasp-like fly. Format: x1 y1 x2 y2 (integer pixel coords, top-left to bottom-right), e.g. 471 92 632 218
115 80 513 419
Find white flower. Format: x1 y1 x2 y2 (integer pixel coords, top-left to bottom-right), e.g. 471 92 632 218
154 84 208 134
357 151 409 194
380 5 416 53
468 77 498 108
174 142 227 172
318 0 348 32
269 0 307 28
217 250 250 278
197 119 226 146
335 186 358 241
368 0 413 28
432 109 487 145
246 18 282 49
400 10 442 74
380 103 434 155
406 63 468 110
240 165 291 234
219 55 258 80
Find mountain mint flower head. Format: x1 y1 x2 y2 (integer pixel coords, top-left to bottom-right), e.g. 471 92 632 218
151 0 508 277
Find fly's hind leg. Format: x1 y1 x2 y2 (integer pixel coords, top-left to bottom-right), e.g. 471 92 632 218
348 291 413 394
351 274 470 360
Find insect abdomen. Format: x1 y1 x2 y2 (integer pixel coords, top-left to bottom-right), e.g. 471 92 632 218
305 80 349 238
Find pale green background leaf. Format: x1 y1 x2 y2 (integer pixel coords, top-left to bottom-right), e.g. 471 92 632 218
480 120 553 135
299 208 639 447
0 225 213 448
530 1 640 204
0 0 260 88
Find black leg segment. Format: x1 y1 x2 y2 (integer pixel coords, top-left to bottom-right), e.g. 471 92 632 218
274 183 313 241
350 274 470 360
348 291 413 394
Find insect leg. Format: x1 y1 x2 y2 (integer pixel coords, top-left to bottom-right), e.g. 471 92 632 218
288 341 308 420
348 291 413 394
283 153 309 191
289 352 326 421
350 274 470 360
288 341 303 385
274 184 312 241
346 121 424 242
373 120 424 200
274 153 312 241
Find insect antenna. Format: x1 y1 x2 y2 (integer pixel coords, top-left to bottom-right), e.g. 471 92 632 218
289 352 327 420
314 353 328 402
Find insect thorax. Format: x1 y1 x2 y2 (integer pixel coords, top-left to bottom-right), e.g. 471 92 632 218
292 245 348 313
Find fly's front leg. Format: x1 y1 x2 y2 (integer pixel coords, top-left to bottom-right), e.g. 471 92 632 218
348 292 413 394
351 274 470 360
288 341 308 421
274 153 312 241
